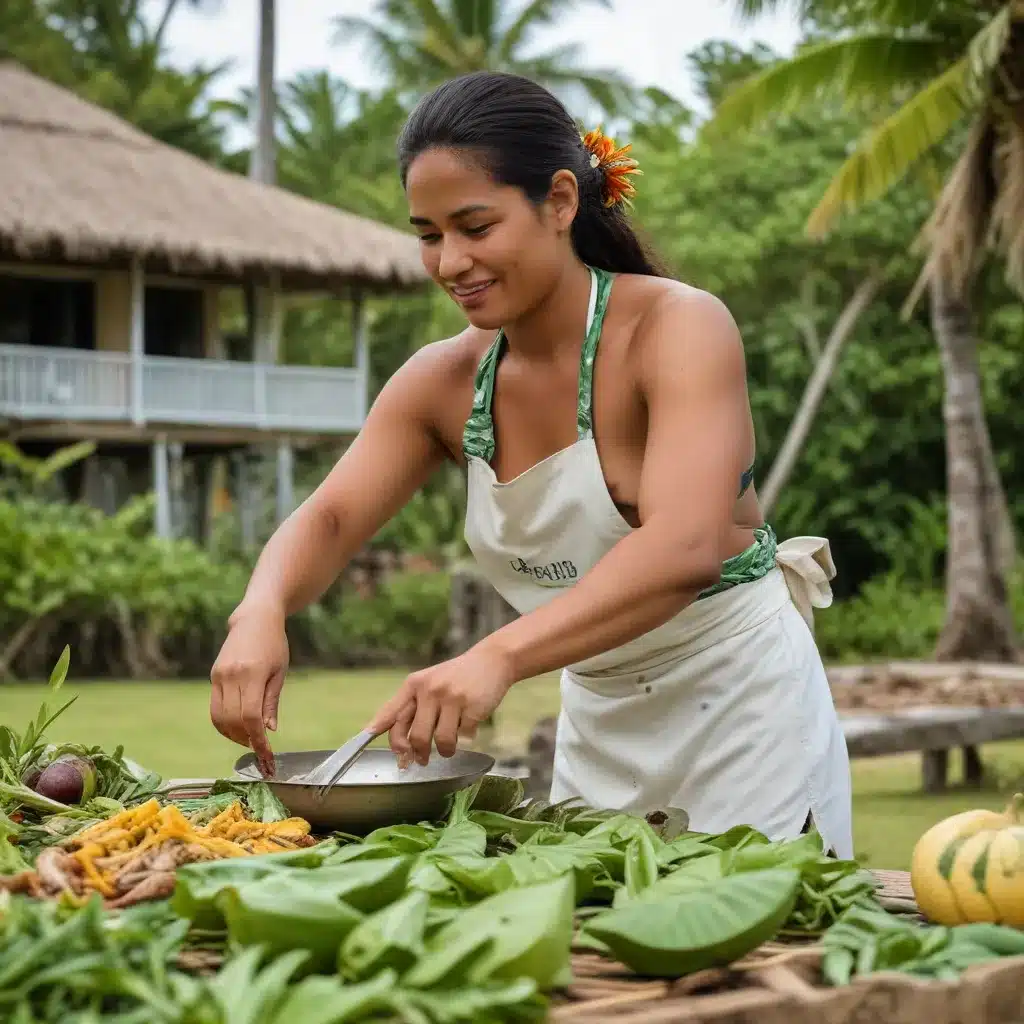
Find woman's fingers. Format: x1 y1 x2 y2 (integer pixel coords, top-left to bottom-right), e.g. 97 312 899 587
434 702 463 759
388 700 417 767
407 695 441 766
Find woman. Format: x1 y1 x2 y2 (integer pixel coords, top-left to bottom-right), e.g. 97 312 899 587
210 70 854 858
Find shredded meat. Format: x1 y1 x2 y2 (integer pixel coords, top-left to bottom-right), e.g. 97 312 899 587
0 870 43 897
105 871 176 909
34 848 82 896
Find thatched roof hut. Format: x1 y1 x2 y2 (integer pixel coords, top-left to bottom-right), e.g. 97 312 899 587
0 61 427 293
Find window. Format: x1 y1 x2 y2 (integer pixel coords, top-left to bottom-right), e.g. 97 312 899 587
0 274 96 349
144 286 205 358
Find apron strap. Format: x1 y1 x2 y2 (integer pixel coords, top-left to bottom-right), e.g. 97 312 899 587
575 267 614 440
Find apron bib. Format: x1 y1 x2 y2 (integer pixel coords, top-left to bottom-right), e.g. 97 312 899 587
462 267 854 859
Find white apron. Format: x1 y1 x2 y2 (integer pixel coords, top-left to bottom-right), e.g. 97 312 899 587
461 267 854 860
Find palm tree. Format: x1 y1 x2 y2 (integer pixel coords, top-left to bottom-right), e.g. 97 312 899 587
333 0 637 115
706 0 1024 661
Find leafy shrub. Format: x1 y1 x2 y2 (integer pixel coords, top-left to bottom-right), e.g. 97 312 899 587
0 494 454 681
814 573 946 662
306 571 452 668
815 564 1024 663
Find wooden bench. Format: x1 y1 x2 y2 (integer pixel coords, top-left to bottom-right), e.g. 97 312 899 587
514 705 1024 798
840 705 1024 792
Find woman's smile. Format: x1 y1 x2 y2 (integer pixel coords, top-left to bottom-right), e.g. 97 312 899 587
449 279 496 309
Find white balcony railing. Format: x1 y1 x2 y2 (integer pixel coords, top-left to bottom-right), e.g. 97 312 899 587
0 344 366 432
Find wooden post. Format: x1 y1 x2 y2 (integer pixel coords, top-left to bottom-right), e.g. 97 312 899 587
153 434 172 539
129 257 145 426
237 451 257 550
168 441 185 540
922 749 949 793
351 286 368 420
275 438 294 523
963 745 984 787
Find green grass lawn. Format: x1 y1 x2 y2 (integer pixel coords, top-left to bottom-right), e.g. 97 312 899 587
5 668 1024 871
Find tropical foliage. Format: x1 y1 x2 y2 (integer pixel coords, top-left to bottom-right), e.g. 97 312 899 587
706 0 1024 659
2 0 1024 675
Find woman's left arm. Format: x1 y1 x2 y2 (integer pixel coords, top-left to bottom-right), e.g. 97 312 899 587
370 288 753 764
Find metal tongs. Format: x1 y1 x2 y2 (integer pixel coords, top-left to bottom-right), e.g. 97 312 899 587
300 727 377 802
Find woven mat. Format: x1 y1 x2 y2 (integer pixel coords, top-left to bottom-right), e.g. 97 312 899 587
873 868 914 903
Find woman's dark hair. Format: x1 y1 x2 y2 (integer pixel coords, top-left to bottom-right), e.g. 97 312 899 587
397 71 666 278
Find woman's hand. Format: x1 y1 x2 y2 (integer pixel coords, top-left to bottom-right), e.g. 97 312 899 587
210 603 290 776
368 642 517 765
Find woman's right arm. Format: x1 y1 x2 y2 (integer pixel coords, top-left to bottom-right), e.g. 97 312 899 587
210 344 455 769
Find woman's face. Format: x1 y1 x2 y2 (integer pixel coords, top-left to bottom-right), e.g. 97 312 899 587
405 147 576 330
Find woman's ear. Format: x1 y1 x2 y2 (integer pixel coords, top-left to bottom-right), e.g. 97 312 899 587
547 170 580 232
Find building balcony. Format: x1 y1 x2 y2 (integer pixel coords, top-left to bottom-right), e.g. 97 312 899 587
0 343 366 435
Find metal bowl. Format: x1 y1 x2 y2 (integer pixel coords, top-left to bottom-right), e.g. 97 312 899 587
232 747 496 834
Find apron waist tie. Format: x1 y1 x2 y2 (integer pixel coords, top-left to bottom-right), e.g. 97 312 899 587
774 535 836 630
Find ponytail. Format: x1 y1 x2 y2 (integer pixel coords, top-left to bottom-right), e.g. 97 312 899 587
571 198 665 277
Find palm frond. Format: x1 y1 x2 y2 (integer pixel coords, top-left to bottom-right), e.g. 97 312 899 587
417 26 474 71
332 15 438 86
706 34 947 139
450 0 497 45
805 55 976 238
406 0 467 57
988 113 1024 295
962 2 1012 100
732 0 811 17
902 113 996 314
498 0 611 62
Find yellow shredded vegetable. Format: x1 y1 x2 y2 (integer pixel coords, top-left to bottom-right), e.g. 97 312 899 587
59 799 314 897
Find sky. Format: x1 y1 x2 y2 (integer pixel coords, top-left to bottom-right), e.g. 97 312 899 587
162 0 802 118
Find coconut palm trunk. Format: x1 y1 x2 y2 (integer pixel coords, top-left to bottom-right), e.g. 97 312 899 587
931 273 1017 661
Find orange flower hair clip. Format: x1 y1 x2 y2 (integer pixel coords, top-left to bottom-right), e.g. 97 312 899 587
581 126 641 209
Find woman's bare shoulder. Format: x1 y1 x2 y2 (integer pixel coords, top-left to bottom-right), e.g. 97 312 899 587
613 274 735 326
395 326 495 401
377 326 496 450
610 274 742 367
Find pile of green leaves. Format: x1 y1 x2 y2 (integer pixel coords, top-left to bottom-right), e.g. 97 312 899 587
157 781 877 1018
0 890 544 1024
822 900 1024 984
8 774 1024 1021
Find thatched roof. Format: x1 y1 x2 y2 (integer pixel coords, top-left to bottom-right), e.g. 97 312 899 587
0 62 428 293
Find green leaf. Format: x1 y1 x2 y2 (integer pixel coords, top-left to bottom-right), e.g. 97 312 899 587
360 823 443 854
584 868 802 977
806 55 975 236
339 890 430 981
708 33 949 138
171 847 338 928
623 832 661 900
467 811 552 844
701 825 771 852
204 944 310 1024
404 875 576 990
208 780 290 823
408 819 488 898
391 977 546 1023
436 842 612 903
656 835 721 869
48 645 70 691
723 829 825 872
468 774 525 815
269 970 398 1024
218 875 366 972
